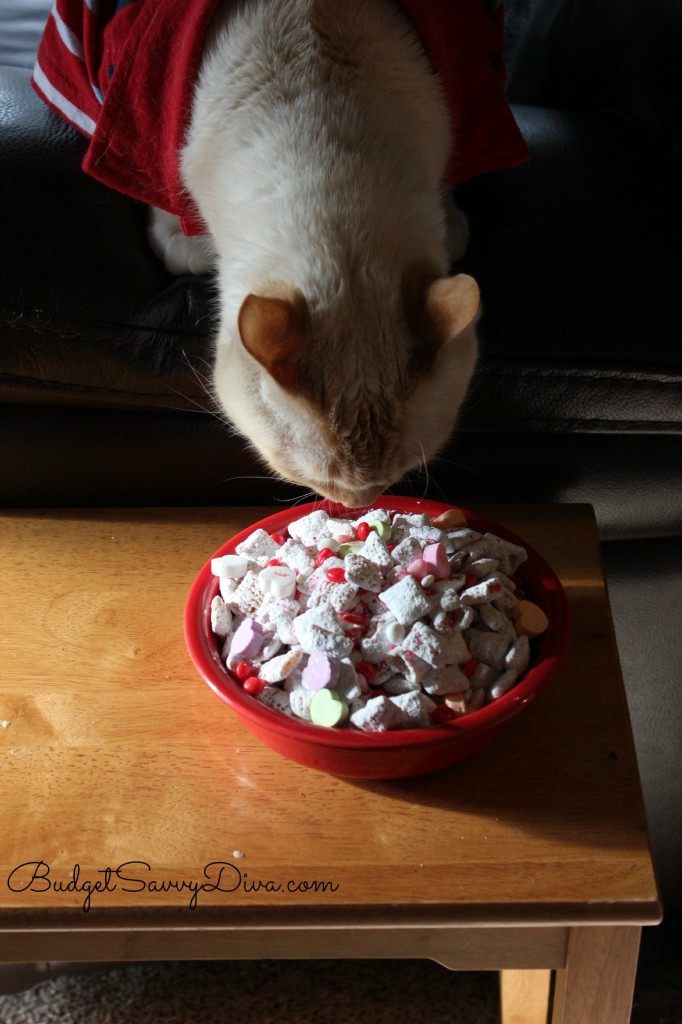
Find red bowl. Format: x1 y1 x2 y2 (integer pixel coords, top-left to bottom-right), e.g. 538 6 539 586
184 498 570 778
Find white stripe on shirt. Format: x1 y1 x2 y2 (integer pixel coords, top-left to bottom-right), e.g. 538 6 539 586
51 1 84 59
33 58 97 136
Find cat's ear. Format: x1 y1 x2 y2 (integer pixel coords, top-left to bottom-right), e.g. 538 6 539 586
423 274 480 348
404 271 480 355
238 291 308 391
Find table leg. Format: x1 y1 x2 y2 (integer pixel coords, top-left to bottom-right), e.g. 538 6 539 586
550 926 641 1024
500 969 552 1024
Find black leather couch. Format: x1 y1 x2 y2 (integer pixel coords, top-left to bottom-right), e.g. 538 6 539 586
2 0 680 939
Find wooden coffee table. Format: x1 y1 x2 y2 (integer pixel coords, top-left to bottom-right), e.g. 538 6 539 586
0 504 660 1023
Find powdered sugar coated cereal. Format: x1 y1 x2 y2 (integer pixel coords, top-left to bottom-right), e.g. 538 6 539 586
208 507 548 731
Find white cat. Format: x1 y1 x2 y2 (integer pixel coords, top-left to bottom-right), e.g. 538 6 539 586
149 0 480 507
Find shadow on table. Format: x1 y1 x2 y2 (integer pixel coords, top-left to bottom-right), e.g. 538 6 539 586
339 700 650 854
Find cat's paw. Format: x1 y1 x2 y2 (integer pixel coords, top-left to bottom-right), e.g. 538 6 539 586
147 207 216 275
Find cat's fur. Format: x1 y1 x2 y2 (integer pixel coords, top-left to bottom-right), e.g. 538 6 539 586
151 0 480 507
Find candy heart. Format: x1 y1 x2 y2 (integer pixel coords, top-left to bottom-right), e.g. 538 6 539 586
368 520 391 540
309 688 349 728
406 557 428 580
337 541 364 557
229 617 264 659
211 553 249 578
422 542 450 580
512 600 549 638
258 564 297 599
430 507 468 529
301 651 340 692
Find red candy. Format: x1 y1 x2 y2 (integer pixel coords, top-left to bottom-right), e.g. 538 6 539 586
462 657 479 678
266 558 282 567
326 567 347 583
269 533 286 545
355 521 371 541
243 676 265 695
464 573 479 589
315 547 336 568
234 660 255 681
430 705 457 725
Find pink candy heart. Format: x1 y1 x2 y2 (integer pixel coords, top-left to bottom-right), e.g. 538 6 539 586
407 542 450 582
422 542 450 580
406 557 428 580
301 651 340 692
229 617 264 659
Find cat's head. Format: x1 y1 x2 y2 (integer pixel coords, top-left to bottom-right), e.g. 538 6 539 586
213 272 479 507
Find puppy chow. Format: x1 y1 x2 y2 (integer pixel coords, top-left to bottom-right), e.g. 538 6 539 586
208 506 548 731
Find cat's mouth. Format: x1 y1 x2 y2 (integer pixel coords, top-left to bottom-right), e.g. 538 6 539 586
310 480 385 510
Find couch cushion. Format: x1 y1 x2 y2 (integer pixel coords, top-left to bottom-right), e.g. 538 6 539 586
0 0 49 69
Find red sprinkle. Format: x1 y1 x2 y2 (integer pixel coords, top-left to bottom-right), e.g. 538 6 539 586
462 657 479 678
234 660 254 681
465 573 479 589
355 521 371 541
243 676 265 696
326 567 347 583
315 547 336 568
488 582 502 593
339 611 366 626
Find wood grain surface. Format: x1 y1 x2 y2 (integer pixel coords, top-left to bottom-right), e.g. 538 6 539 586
0 504 660 945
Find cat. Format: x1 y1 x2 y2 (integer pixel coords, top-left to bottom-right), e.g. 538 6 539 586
33 0 526 508
148 0 483 508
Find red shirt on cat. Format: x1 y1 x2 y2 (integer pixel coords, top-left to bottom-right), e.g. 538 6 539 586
32 0 529 235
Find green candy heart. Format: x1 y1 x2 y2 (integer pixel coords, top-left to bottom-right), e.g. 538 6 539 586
337 541 364 556
310 688 349 728
368 520 391 540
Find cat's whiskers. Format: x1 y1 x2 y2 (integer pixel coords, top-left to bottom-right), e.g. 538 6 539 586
276 490 318 507
212 473 279 486
395 442 432 501
179 349 217 400
209 469 318 508
430 452 503 486
416 441 431 499
160 381 217 417
155 348 233 428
